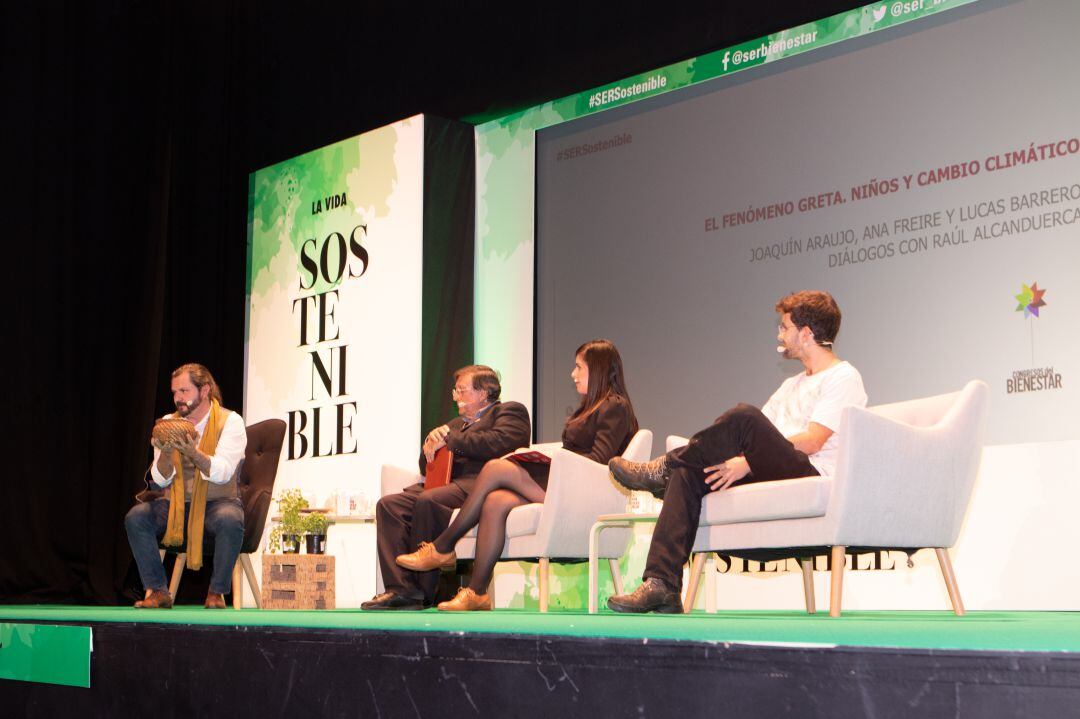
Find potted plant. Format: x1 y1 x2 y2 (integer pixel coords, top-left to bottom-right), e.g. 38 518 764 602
303 512 329 555
268 489 308 554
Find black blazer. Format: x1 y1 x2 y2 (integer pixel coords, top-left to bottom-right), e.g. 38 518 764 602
561 394 635 465
418 401 531 480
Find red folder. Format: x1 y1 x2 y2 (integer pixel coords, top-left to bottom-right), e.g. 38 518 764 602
505 450 552 466
424 447 453 490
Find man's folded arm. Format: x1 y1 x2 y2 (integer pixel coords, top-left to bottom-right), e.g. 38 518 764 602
445 403 531 459
785 422 833 456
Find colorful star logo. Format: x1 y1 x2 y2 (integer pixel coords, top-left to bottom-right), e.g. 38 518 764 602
1014 282 1047 318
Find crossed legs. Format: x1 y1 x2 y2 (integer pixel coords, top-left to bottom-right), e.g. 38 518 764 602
645 404 817 589
609 404 818 613
432 459 545 592
375 481 470 602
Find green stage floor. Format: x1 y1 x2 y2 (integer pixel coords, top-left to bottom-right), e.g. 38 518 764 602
2 606 1078 654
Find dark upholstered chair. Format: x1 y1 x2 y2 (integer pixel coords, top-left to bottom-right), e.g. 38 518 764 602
163 419 287 608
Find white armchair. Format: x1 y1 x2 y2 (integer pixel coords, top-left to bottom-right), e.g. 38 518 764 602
380 463 424 499
454 429 653 611
670 380 988 617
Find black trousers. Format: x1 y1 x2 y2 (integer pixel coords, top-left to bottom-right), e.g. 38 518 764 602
375 478 475 602
643 404 819 590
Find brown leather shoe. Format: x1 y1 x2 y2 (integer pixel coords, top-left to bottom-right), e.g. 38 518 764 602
437 587 492 611
204 592 227 609
134 589 173 609
396 541 456 572
607 577 683 614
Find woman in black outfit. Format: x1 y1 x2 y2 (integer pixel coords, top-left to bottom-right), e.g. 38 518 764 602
396 339 639 610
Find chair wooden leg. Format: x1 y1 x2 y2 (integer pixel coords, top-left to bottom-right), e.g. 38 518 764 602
704 554 717 614
683 553 707 613
240 554 261 608
608 558 624 596
829 546 845 617
935 548 965 616
231 560 243 609
169 553 186 600
588 522 603 614
801 558 816 615
539 558 549 612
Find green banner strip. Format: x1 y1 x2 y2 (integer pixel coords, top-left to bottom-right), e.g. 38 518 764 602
0 623 92 688
476 0 979 133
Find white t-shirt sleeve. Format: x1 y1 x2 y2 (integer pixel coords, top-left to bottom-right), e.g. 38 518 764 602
761 377 792 426
808 365 868 432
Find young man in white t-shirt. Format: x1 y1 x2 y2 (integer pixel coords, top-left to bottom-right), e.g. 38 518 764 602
608 290 867 613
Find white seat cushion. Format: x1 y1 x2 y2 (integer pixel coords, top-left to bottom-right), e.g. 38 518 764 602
451 503 543 539
699 476 832 526
505 503 543 538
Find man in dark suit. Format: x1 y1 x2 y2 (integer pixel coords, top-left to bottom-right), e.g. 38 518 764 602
362 365 531 610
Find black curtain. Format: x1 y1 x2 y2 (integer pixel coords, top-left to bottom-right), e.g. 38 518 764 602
2 0 865 604
3 2 249 603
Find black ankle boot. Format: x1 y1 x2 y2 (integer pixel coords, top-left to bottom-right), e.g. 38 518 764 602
607 577 682 614
608 455 671 497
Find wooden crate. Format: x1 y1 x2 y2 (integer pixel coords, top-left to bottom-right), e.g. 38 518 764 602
261 554 336 609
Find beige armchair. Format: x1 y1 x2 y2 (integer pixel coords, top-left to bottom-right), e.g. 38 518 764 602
452 430 653 611
669 380 988 617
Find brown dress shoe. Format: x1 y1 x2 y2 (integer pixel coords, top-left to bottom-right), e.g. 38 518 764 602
134 589 174 609
607 577 683 614
204 592 227 609
396 541 456 572
437 587 492 611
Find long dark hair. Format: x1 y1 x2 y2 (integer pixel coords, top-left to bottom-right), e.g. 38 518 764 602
568 339 638 433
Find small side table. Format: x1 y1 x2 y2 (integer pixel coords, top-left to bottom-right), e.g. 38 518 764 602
271 513 375 525
270 513 378 606
588 512 660 614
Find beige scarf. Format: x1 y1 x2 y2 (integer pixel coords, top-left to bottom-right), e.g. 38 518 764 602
161 399 228 570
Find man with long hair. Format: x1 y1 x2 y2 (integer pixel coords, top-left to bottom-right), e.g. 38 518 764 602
124 363 248 609
607 291 867 613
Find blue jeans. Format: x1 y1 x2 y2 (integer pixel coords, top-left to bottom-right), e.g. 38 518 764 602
124 498 244 595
